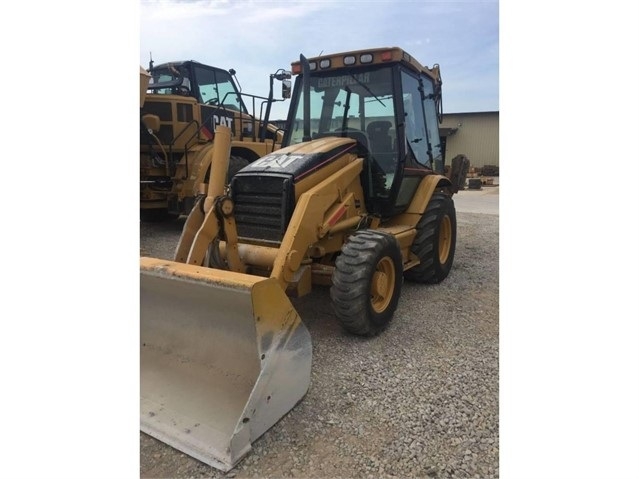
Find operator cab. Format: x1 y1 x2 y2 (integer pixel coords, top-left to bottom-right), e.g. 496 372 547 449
283 48 444 218
147 60 248 114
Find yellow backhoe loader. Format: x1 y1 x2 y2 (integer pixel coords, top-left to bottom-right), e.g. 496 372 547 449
140 58 291 221
140 47 466 471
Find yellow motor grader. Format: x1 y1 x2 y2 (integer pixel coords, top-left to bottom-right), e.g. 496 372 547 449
140 47 466 471
140 59 291 221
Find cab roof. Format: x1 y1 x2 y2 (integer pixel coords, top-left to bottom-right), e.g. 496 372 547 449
290 47 441 84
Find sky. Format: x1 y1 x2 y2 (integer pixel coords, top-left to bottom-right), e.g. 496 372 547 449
140 0 499 120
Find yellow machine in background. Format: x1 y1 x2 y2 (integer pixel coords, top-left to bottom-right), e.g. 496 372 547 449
141 47 465 471
140 59 291 220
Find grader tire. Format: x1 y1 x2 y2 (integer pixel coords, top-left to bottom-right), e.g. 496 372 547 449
227 155 250 182
203 155 250 187
330 230 403 336
404 192 456 284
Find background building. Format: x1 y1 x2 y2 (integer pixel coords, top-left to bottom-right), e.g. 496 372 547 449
272 110 500 172
440 111 499 170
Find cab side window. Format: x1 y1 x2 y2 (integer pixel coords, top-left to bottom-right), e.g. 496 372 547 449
422 77 443 172
400 72 429 167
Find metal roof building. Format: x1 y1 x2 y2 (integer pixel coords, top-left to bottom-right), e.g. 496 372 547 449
441 111 499 170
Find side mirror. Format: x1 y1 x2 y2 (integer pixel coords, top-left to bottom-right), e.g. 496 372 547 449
282 79 292 99
142 114 161 133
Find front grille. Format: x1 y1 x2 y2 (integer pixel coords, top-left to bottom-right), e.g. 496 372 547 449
231 174 294 243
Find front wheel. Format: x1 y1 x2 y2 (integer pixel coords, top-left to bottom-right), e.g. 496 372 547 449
330 230 403 336
404 192 456 283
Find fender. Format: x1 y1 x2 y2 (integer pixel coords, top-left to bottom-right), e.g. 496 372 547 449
388 174 453 228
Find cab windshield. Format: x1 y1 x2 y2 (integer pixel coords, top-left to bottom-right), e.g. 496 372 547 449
149 63 247 113
287 67 396 144
286 66 398 195
149 64 190 95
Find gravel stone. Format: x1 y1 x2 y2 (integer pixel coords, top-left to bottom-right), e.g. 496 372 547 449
140 204 499 478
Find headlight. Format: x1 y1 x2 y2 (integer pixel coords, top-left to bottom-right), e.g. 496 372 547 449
360 53 373 64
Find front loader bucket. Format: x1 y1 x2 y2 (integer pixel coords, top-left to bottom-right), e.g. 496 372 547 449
140 257 312 471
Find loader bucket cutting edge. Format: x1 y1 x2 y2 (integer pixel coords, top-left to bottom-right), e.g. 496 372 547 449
140 257 312 471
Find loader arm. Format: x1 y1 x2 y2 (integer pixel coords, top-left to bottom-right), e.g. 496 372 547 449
173 125 232 265
270 157 365 289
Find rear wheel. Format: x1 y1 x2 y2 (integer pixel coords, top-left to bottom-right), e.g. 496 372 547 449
330 230 403 336
404 192 456 283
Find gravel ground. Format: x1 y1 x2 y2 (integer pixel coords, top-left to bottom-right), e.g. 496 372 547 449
139 199 499 479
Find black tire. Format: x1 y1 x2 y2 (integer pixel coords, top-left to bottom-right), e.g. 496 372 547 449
330 230 403 336
205 238 228 269
227 155 250 182
404 192 456 283
203 155 250 187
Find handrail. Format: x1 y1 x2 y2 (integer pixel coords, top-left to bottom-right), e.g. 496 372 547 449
168 119 201 179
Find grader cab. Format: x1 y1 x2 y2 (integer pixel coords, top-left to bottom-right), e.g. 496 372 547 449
140 59 291 220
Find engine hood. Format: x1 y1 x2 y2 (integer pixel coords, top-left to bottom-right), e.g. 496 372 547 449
236 136 358 182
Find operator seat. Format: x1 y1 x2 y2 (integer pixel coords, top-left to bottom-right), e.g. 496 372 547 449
366 120 394 173
334 128 370 153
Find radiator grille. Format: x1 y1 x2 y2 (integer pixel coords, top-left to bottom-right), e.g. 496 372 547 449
231 174 294 243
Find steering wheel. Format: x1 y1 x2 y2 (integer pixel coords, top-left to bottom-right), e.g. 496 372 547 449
205 98 219 106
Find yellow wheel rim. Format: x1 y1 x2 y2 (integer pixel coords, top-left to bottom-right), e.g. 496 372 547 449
438 215 452 264
371 256 395 314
